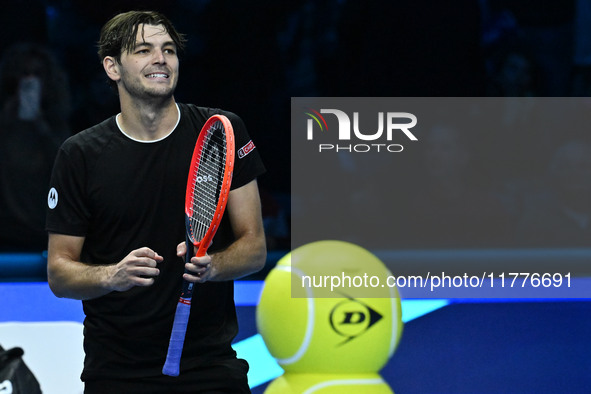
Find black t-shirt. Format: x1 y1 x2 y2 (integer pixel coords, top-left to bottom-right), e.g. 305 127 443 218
46 103 265 380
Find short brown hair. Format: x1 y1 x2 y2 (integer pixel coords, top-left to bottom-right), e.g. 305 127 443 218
97 10 186 64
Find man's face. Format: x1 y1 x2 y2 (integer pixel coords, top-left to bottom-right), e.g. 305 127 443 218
116 24 179 101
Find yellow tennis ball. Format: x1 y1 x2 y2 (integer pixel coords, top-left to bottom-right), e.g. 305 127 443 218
264 372 394 394
256 240 403 374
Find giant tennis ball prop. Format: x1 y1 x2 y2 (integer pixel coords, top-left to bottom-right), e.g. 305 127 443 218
256 240 403 374
264 372 394 394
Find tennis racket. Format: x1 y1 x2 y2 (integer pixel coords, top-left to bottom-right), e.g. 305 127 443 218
162 114 235 377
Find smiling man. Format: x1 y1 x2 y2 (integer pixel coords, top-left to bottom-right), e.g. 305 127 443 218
45 11 266 394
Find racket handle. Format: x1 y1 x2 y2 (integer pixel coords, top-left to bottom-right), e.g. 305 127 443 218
162 299 191 376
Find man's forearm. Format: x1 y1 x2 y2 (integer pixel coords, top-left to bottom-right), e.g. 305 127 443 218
209 233 267 281
48 256 114 300
48 234 163 300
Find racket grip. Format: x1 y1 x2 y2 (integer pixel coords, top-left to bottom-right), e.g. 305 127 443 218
162 299 191 376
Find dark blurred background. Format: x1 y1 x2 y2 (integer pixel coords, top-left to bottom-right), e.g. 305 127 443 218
1 0 590 255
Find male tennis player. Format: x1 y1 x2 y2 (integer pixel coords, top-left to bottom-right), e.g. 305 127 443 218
46 10 266 393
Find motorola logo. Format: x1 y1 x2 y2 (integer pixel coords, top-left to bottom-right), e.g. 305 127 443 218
48 187 58 209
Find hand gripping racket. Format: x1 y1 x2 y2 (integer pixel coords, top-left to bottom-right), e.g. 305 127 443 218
162 114 234 376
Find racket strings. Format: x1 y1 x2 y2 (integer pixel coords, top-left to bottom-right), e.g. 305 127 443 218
188 122 227 241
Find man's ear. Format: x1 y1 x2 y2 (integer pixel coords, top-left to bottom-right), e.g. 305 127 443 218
103 56 121 83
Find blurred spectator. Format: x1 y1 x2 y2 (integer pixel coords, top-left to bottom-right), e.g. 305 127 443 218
486 46 540 96
277 0 342 97
0 43 71 251
572 0 591 95
480 0 519 50
516 140 591 247
260 189 290 250
402 121 513 248
489 0 575 96
328 0 486 96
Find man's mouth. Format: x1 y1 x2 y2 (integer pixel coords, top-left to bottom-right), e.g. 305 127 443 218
146 73 169 79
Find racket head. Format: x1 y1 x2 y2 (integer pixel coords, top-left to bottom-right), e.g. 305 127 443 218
185 114 235 257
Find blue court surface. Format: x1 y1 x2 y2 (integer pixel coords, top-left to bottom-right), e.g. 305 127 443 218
236 290 591 393
1 281 589 393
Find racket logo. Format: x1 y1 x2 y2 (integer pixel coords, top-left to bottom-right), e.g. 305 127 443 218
196 175 214 183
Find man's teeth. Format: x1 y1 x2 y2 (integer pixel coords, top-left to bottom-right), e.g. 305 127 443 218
148 73 168 78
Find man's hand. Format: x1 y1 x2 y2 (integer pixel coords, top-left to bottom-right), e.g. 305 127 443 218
176 242 213 283
108 247 164 291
